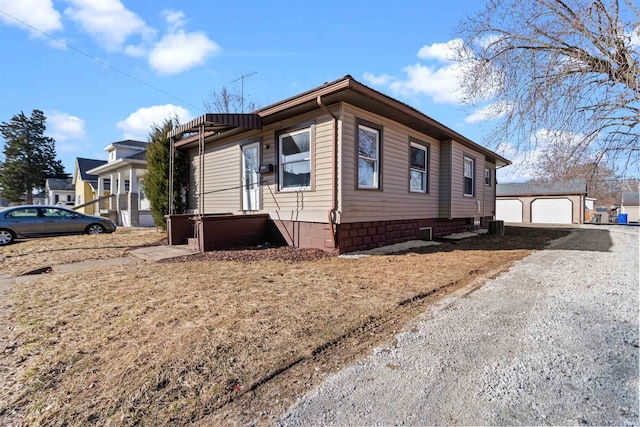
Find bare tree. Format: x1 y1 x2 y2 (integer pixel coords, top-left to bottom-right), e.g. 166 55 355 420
533 138 622 204
203 86 259 114
455 0 640 176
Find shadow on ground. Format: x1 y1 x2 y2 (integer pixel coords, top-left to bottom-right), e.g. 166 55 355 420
403 226 613 255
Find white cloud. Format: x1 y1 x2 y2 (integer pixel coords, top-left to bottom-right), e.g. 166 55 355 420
5 1 218 75
530 128 589 148
64 0 155 51
365 39 499 106
465 101 512 124
116 104 193 141
162 9 186 32
148 30 220 75
47 110 86 141
494 142 541 182
362 72 395 86
417 39 462 62
627 25 640 49
364 40 472 105
389 62 467 104
0 0 62 34
122 43 147 57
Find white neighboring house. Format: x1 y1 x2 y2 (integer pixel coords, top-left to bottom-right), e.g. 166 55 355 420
45 178 75 206
86 140 153 227
621 191 640 223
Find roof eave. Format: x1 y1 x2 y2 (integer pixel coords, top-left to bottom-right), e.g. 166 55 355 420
87 158 147 175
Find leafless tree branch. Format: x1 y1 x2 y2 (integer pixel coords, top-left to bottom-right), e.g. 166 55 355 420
456 0 640 178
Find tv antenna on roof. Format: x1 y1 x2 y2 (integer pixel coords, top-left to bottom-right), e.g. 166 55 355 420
231 72 257 113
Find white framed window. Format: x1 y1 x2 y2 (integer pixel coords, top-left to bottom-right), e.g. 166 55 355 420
139 179 150 210
279 127 311 190
409 142 428 193
485 167 491 186
357 123 381 189
464 156 475 196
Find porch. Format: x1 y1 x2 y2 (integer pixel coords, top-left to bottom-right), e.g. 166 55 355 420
166 213 278 251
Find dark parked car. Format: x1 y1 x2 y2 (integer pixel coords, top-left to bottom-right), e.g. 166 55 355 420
0 205 117 245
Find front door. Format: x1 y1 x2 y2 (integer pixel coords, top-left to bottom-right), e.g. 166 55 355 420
242 142 260 211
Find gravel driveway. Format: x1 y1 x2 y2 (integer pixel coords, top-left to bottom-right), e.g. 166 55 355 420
279 225 639 426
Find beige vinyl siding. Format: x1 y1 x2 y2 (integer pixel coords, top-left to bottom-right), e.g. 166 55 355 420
187 146 198 210
260 111 334 222
188 139 243 213
450 141 487 218
439 140 452 218
339 104 441 223
483 162 496 217
187 109 334 223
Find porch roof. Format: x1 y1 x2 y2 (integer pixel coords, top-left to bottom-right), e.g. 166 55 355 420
86 158 147 175
167 113 263 141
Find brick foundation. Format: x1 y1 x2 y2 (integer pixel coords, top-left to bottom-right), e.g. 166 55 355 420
169 214 488 254
335 218 476 253
268 219 337 253
269 217 481 254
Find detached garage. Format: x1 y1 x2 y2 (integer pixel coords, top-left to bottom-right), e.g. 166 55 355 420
496 180 587 224
496 199 523 223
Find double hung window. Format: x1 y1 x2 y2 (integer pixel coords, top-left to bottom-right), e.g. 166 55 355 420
464 156 475 196
357 123 381 189
409 142 428 193
279 127 311 190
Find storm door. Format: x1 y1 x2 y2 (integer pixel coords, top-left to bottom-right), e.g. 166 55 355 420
242 142 260 211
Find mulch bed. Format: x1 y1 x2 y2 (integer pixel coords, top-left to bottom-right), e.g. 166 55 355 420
159 226 572 263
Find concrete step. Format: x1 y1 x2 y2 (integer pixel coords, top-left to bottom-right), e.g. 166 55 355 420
187 237 199 250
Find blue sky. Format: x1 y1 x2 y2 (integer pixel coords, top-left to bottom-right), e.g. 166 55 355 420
0 0 522 181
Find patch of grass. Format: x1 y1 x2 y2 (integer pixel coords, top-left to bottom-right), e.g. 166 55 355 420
0 228 164 276
2 227 571 426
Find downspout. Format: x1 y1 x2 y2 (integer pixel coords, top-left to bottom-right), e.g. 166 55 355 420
317 95 338 248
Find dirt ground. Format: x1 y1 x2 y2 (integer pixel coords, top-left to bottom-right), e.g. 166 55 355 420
0 226 571 426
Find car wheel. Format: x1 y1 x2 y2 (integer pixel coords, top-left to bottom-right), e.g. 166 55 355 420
86 224 106 235
0 229 15 245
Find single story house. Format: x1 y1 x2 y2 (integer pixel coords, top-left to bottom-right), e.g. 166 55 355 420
621 191 640 222
166 75 510 253
86 139 152 227
496 180 587 224
45 178 75 206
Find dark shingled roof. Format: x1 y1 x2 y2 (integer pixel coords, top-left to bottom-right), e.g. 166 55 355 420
111 139 148 148
76 158 107 183
47 178 74 191
622 191 640 206
497 179 587 196
127 150 147 161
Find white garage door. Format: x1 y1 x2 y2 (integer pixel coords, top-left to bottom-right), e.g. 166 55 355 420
496 199 523 223
531 198 573 224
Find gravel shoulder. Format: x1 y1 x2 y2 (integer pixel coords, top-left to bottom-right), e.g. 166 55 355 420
279 225 640 426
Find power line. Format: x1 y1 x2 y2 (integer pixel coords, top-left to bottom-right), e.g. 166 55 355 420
0 8 206 113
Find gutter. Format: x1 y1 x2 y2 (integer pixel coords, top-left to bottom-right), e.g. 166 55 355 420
317 95 338 249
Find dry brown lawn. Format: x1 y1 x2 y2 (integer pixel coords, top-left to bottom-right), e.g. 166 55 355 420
0 228 165 276
0 227 571 426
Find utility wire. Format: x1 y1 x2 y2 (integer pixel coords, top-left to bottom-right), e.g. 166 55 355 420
0 8 206 113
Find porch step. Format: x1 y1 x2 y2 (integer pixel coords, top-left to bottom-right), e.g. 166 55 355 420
187 237 199 250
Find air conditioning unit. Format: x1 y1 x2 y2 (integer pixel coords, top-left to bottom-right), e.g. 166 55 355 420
488 220 504 235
